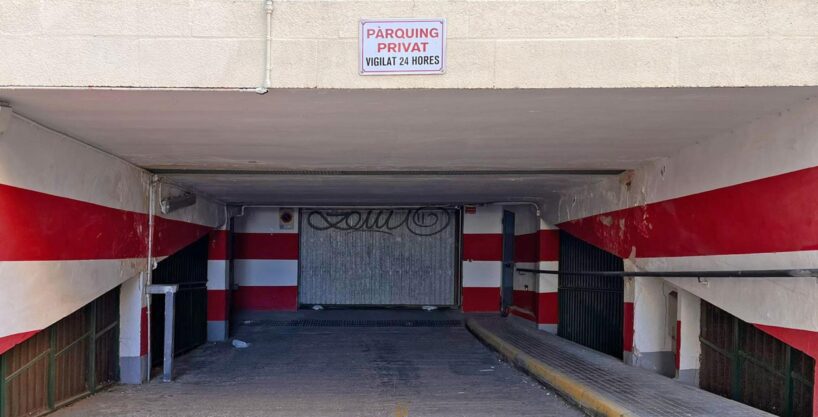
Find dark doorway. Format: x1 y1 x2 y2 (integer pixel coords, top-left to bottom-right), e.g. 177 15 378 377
558 231 624 358
150 235 208 368
501 210 515 314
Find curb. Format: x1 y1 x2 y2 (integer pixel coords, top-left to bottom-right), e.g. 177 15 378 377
466 318 636 417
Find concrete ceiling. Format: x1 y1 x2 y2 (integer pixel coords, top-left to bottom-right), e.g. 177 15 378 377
2 87 816 204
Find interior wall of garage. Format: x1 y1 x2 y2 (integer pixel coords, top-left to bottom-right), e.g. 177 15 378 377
499 205 560 330
551 95 818 411
229 206 500 312
0 111 225 384
506 205 539 322
231 207 299 312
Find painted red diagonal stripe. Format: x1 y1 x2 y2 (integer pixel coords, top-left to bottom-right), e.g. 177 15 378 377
0 183 147 260
559 166 818 258
153 215 212 257
0 330 40 355
0 183 214 261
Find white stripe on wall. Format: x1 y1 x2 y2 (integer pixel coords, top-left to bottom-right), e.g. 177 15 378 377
462 261 502 287
462 206 502 234
0 259 145 337
537 261 559 293
235 207 299 233
234 259 298 286
206 260 228 290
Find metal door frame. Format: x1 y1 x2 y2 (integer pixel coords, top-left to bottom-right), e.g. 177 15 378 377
297 207 462 308
501 210 515 314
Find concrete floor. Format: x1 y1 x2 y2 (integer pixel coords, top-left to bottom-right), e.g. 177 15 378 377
52 313 584 417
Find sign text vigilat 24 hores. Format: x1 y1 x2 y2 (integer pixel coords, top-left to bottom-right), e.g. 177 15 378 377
359 19 446 75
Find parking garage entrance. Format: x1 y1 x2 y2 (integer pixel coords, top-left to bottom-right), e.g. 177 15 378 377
298 208 459 307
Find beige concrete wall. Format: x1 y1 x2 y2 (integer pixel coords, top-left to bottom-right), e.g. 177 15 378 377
3 0 818 89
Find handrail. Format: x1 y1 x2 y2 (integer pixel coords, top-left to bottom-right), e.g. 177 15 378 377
515 267 818 278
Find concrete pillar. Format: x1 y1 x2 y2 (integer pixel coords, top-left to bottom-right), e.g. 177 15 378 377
461 206 503 312
623 276 635 361
119 273 149 384
625 274 676 377
207 228 230 341
676 289 701 386
536 221 559 333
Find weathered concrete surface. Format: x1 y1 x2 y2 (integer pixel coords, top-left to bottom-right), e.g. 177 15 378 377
4 1 818 88
51 317 583 417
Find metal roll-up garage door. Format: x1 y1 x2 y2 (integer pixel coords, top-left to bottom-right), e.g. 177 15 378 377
299 208 458 306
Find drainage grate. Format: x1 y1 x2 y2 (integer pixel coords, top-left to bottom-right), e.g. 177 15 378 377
261 319 463 328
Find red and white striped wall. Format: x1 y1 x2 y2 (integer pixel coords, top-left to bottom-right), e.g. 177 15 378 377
232 207 299 311
536 224 559 333
207 227 230 341
0 112 224 384
502 205 561 331
554 96 818 408
507 205 539 322
462 206 503 312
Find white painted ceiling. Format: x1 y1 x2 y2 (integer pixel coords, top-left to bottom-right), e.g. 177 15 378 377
2 87 816 204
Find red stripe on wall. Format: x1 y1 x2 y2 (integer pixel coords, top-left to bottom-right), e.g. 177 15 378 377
558 166 818 258
207 290 229 321
754 324 818 359
537 292 558 325
153 215 213 257
462 287 500 312
623 302 634 352
233 286 298 311
539 229 560 262
234 233 299 260
208 230 229 260
510 307 537 322
0 183 147 260
754 324 818 417
0 330 40 355
512 289 536 315
0 183 214 261
140 306 148 356
462 234 502 261
514 233 539 263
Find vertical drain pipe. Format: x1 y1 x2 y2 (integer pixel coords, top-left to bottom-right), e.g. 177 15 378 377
257 0 274 94
145 175 159 380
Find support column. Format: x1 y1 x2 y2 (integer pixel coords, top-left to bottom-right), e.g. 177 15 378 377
676 289 701 386
462 206 503 312
623 275 635 362
119 273 149 384
536 222 559 333
207 228 230 341
627 275 676 377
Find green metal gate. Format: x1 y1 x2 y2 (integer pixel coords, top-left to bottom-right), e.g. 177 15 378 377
700 300 814 417
0 287 119 417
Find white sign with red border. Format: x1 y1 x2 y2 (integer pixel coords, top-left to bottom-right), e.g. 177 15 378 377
359 18 446 75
